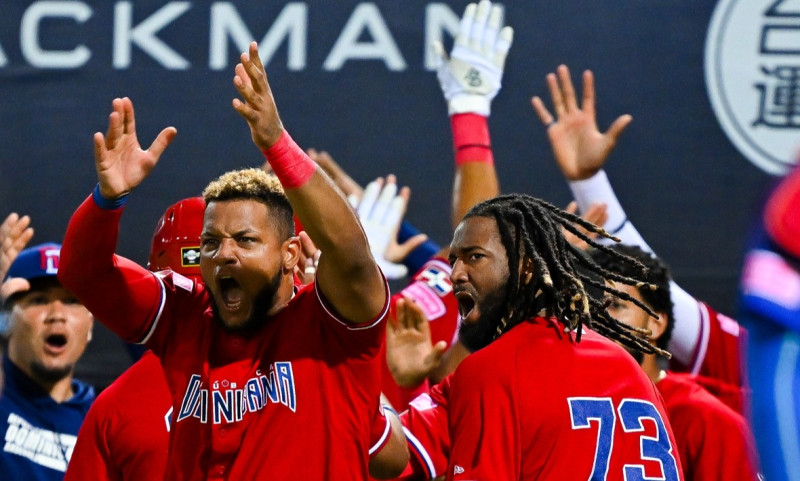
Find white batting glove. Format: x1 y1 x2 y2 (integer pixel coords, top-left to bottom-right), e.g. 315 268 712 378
432 0 514 116
352 178 409 280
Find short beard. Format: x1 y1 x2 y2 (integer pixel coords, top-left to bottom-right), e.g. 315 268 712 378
30 361 73 385
459 284 508 353
211 270 284 333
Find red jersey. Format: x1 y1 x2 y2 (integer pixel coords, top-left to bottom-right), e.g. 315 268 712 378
383 258 459 410
64 351 171 481
656 372 760 480
59 196 389 480
397 376 452 480
670 302 747 389
446 318 684 481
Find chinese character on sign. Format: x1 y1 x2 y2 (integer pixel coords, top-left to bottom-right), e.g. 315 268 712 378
754 65 800 128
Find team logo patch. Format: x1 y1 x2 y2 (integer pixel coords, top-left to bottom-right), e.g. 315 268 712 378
705 0 800 174
415 261 453 297
181 246 201 267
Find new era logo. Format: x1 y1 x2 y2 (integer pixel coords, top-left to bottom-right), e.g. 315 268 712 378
454 465 464 475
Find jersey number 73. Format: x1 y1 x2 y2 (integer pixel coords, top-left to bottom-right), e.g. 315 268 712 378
568 397 680 481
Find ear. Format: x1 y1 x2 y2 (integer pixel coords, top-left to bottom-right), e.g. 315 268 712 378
647 311 669 343
86 313 94 343
282 236 302 272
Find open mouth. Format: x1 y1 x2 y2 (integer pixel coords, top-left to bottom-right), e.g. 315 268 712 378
455 291 476 320
44 334 67 352
219 276 245 311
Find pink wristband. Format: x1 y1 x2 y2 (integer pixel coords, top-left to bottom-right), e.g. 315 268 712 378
262 130 317 189
451 113 494 167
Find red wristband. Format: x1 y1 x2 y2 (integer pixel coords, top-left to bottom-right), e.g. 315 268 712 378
262 130 317 189
451 113 493 167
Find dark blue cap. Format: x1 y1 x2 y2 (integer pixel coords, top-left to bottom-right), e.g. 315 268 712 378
6 243 62 281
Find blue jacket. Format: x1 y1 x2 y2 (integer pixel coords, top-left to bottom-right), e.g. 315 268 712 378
0 356 95 480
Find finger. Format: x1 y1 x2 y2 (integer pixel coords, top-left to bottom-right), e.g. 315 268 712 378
546 72 565 118
105 108 123 151
232 97 258 124
297 231 318 258
357 179 383 219
557 65 578 112
392 234 429 263
93 132 108 165
531 96 555 126
582 70 596 119
122 97 136 136
493 26 514 69
564 201 579 215
249 41 265 76
455 3 477 47
382 185 408 233
606 114 633 142
241 49 266 96
233 62 253 92
372 175 398 223
148 127 177 160
303 257 317 280
469 0 490 51
427 341 449 366
395 297 411 330
431 41 448 69
0 278 30 301
482 3 501 54
401 294 427 330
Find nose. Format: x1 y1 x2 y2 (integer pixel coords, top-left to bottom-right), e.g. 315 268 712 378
450 258 468 284
44 299 68 324
213 238 237 264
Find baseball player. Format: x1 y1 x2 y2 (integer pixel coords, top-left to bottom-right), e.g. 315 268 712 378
592 244 761 480
532 64 747 391
58 41 389 480
0 237 95 481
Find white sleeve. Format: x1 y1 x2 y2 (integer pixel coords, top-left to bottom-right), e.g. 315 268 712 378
567 170 701 365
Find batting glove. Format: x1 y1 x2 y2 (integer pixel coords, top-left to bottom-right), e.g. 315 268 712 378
432 0 514 116
352 179 409 280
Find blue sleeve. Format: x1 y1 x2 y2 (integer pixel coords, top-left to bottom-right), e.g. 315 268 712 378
398 221 441 274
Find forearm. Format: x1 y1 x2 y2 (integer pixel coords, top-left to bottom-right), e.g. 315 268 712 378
59 190 162 341
265 131 385 321
450 114 498 229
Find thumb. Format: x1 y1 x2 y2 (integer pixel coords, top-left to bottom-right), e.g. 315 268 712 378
606 114 632 142
389 234 428 263
149 127 178 159
427 341 448 366
431 41 448 68
0 278 31 303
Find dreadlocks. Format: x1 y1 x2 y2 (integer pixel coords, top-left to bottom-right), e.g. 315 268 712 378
464 193 669 358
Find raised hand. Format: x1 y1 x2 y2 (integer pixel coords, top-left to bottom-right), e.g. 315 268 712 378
233 41 284 150
562 201 608 251
94 97 177 199
432 0 514 116
294 231 321 285
307 149 364 199
531 65 632 180
386 296 448 388
0 213 35 301
353 176 428 279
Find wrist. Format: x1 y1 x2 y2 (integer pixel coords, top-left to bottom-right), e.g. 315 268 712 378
92 184 129 210
451 113 493 166
262 130 317 189
448 95 491 116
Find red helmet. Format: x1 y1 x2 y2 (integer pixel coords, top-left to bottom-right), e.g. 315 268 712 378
148 197 205 282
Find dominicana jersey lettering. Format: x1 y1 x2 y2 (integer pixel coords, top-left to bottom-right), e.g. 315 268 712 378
446 318 684 481
0 356 95 481
59 195 389 480
656 372 760 481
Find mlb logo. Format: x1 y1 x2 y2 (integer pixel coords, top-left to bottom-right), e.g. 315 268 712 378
40 247 60 275
181 247 201 267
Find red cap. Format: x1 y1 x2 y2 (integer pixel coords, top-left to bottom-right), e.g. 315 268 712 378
148 197 205 282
